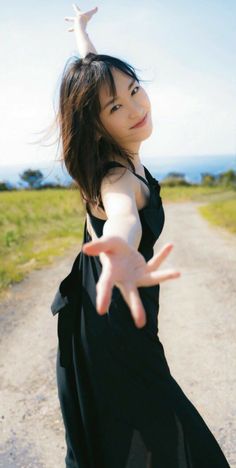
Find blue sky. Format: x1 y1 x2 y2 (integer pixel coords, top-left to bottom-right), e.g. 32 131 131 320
0 0 235 168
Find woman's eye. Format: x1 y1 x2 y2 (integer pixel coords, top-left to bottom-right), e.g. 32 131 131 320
131 86 140 95
110 86 140 114
110 104 121 114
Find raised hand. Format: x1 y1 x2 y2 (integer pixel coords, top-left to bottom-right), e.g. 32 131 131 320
65 3 98 32
82 236 181 329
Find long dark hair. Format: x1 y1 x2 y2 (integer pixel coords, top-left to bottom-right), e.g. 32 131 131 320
46 53 147 209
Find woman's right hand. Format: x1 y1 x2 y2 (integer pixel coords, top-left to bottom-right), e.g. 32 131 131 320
82 236 181 329
65 3 98 33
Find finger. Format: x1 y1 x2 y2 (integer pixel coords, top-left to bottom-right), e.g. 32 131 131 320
82 236 122 256
88 6 98 15
146 243 174 272
72 3 81 13
120 283 146 328
67 28 74 32
137 269 181 287
64 17 75 21
96 270 113 315
82 240 112 256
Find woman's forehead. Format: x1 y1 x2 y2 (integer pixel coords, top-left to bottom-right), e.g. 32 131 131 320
99 68 134 100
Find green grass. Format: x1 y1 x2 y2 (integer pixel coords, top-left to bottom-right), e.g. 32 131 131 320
160 184 235 203
0 188 85 298
198 198 236 234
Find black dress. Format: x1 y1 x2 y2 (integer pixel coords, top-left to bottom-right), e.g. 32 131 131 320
51 161 230 468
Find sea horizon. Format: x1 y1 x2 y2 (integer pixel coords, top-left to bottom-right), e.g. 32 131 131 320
0 153 235 188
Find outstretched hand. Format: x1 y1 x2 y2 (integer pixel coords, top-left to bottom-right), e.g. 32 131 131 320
82 236 181 329
65 3 98 32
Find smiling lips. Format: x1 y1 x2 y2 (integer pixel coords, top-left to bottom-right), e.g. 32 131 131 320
130 113 148 129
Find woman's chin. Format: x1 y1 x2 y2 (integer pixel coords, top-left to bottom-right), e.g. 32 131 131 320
138 125 153 142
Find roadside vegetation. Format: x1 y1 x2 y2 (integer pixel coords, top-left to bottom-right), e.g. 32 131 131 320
0 187 85 299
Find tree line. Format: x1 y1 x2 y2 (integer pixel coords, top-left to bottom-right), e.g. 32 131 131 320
0 167 236 191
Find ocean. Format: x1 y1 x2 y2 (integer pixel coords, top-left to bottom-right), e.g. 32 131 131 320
0 154 235 188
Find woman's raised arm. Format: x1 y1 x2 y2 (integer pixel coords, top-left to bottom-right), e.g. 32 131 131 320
65 3 98 58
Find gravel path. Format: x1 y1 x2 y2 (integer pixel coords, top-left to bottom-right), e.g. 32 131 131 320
0 201 235 467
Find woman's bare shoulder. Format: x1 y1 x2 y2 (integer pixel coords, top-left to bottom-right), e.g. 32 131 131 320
87 159 148 220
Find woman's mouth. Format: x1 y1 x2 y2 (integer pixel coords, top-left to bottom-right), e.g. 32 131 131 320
130 113 148 129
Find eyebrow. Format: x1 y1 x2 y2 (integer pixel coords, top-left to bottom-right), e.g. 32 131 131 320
102 77 136 111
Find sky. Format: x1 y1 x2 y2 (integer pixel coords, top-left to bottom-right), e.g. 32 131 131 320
0 0 236 169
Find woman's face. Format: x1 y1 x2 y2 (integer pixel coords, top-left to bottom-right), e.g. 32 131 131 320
98 68 153 152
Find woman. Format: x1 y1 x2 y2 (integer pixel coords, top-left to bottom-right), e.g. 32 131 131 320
50 4 230 467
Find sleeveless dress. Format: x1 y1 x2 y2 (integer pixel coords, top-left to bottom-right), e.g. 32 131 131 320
51 161 230 468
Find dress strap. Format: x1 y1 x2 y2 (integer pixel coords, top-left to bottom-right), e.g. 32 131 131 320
103 161 150 188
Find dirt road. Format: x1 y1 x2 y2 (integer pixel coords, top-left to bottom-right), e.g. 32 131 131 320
0 201 235 467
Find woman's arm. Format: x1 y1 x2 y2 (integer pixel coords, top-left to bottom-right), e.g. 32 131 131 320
101 168 142 250
65 4 98 58
83 168 181 327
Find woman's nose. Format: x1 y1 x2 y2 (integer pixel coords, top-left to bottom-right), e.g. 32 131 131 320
128 103 144 120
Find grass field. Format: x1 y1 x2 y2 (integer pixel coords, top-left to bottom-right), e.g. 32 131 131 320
198 198 236 234
160 184 235 203
0 188 85 298
0 185 235 298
